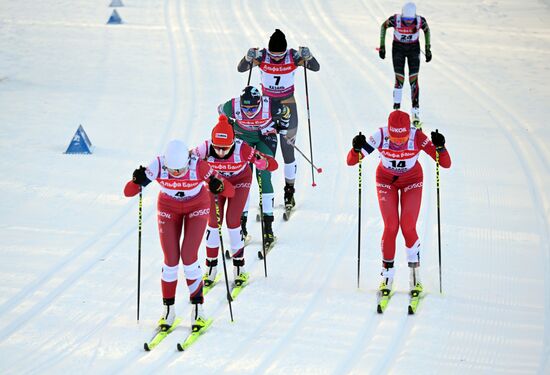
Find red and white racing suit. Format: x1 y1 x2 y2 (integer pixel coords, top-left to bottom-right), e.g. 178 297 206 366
347 127 451 267
194 139 278 260
124 153 234 304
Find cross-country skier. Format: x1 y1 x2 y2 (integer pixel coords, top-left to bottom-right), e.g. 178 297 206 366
346 110 451 300
238 28 320 214
379 2 431 128
193 115 278 287
124 139 235 331
218 85 290 250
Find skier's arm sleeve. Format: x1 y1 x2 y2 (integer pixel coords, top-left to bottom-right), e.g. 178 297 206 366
124 158 158 197
237 57 252 72
123 180 141 197
346 146 373 166
304 56 320 71
256 151 279 172
198 160 236 198
294 49 320 71
380 16 394 47
237 50 262 72
218 100 233 118
193 140 209 160
417 132 451 168
421 17 431 48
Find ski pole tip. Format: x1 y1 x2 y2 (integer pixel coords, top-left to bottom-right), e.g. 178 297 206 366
312 182 317 187
317 168 323 173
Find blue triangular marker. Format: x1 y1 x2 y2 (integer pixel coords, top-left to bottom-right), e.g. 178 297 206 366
107 9 122 24
65 125 93 154
109 0 124 7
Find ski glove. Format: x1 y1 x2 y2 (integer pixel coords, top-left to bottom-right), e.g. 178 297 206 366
379 46 386 59
208 176 224 194
352 132 367 152
133 166 151 187
425 47 432 63
431 129 446 151
245 48 260 62
299 46 313 61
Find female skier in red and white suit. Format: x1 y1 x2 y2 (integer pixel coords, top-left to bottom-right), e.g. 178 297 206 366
194 115 278 287
124 139 235 330
347 110 451 293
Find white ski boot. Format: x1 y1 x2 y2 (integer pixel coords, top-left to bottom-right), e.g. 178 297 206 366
411 107 422 130
233 257 250 287
158 302 176 330
190 303 207 331
202 257 218 287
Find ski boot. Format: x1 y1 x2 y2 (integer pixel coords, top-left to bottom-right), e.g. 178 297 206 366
409 265 423 296
158 298 176 331
393 102 401 110
202 257 218 287
284 183 296 210
263 215 276 250
283 183 295 220
377 266 395 313
411 107 422 130
190 302 207 332
408 265 423 314
233 257 250 287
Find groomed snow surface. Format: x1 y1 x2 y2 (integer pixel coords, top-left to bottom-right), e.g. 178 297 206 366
1 1 549 374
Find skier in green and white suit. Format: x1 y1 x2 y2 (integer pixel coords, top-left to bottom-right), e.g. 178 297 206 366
218 86 290 248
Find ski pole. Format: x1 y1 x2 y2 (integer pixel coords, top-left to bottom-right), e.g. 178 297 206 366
435 143 442 294
303 64 317 187
257 171 268 277
214 194 234 322
357 150 363 289
247 61 253 86
137 188 142 322
283 136 323 174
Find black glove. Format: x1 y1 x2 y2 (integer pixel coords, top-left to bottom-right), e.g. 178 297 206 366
431 129 446 151
208 176 224 194
379 46 386 59
132 166 151 187
425 47 432 63
352 132 367 152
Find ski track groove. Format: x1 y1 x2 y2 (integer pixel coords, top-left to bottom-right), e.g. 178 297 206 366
123 1 216 371
432 41 550 374
0 198 135 319
213 1 383 372
304 0 411 372
1 0 193 371
143 1 267 371
164 0 378 371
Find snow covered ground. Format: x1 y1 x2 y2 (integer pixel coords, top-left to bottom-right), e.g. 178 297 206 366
0 0 549 373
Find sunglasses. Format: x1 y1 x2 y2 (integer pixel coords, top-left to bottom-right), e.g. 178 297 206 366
241 105 259 113
402 17 415 22
389 135 409 145
213 144 233 152
268 50 286 59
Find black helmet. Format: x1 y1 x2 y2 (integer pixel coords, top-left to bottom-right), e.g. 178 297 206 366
240 86 261 106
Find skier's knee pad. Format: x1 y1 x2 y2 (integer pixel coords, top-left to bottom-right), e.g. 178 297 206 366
205 226 220 248
407 239 421 265
161 264 179 282
183 260 202 280
228 227 244 251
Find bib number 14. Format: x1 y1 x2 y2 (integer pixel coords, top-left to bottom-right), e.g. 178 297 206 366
390 160 406 168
